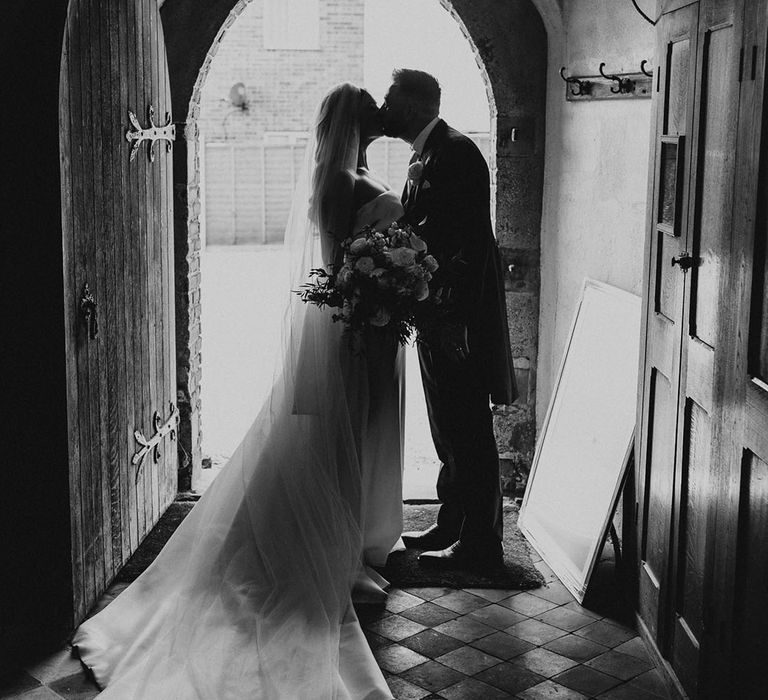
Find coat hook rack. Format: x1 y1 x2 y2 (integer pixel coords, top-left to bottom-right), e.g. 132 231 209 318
561 61 652 102
559 67 592 97
599 62 635 94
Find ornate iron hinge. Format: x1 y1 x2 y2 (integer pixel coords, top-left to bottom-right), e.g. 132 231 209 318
125 105 175 162
132 402 180 482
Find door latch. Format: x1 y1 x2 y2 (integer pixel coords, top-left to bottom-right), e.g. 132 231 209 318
671 253 696 271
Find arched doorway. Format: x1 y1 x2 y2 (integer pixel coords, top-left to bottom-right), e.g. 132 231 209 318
188 0 496 494
161 0 549 492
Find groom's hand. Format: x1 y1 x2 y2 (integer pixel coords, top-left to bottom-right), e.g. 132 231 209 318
439 323 469 363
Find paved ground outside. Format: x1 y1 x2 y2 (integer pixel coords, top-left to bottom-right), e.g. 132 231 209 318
199 245 440 498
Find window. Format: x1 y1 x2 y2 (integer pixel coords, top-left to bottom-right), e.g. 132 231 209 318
263 0 320 50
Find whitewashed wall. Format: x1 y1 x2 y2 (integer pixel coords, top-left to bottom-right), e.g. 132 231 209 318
536 0 655 427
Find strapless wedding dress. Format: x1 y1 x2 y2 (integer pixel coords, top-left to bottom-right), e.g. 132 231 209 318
73 190 406 699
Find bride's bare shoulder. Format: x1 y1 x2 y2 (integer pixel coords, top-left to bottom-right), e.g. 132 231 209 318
323 169 388 216
353 171 388 209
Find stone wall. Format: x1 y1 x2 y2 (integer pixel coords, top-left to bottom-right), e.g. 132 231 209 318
441 0 548 492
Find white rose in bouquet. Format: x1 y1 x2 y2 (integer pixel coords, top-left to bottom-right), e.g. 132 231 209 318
355 256 375 274
409 233 428 253
387 247 417 267
414 279 430 302
423 254 439 272
349 237 370 255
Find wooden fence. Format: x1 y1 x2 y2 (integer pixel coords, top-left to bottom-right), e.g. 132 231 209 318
202 133 490 246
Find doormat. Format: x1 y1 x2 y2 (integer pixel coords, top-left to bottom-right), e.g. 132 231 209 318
115 499 197 584
115 498 543 591
378 502 544 590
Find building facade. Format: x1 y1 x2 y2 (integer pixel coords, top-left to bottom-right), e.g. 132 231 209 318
198 0 365 245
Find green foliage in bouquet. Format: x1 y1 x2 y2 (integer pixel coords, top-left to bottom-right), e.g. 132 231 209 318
296 222 439 346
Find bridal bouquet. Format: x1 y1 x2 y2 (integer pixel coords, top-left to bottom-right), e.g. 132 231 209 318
297 222 439 345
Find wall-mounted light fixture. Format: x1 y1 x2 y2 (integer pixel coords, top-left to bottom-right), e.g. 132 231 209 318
229 82 250 112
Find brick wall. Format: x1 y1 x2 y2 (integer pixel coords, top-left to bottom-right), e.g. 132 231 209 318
197 0 364 143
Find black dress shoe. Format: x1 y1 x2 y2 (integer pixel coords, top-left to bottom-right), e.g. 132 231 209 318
418 541 504 571
401 524 458 551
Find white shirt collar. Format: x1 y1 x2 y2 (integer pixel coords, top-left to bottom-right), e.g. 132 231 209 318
411 117 440 157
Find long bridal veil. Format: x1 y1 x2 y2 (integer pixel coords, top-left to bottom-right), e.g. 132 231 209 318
73 84 392 699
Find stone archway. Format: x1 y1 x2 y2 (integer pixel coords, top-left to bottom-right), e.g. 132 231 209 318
160 0 550 491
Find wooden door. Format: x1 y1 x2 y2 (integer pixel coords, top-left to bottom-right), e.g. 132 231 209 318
636 0 700 651
637 0 745 695
706 0 768 696
60 0 177 624
667 1 744 695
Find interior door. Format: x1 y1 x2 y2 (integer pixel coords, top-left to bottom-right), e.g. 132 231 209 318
709 0 768 696
60 0 177 624
637 0 746 695
666 1 744 695
636 0 699 651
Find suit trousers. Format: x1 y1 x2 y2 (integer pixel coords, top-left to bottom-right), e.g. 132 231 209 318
417 342 503 553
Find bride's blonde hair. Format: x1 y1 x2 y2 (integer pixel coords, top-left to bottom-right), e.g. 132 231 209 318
309 82 363 237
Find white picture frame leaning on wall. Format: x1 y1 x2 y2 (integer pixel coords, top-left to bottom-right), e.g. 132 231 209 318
519 278 641 603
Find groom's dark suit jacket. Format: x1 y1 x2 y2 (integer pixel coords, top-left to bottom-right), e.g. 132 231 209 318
402 119 517 405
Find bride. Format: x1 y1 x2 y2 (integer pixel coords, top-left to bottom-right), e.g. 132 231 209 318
73 83 408 699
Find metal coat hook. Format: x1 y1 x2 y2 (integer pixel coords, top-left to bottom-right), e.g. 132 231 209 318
640 60 653 77
599 63 635 94
559 67 591 97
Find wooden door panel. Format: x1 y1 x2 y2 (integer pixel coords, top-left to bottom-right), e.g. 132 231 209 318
637 1 699 650
744 382 768 452
689 23 738 347
733 450 768 699
130 0 177 539
96 0 123 583
753 254 768 378
639 368 677 639
704 1 768 694
656 230 683 320
684 339 714 407
61 0 176 623
114 0 138 556
667 3 742 694
671 398 711 697
665 35 694 136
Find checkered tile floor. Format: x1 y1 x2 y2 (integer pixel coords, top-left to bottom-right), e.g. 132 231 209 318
358 560 669 700
2 558 669 699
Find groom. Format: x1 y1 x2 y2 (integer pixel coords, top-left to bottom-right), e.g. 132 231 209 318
380 69 517 570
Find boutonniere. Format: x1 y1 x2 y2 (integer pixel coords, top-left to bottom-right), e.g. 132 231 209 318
407 159 424 184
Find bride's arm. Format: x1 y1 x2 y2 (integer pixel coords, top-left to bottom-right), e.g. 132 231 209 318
321 170 356 242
